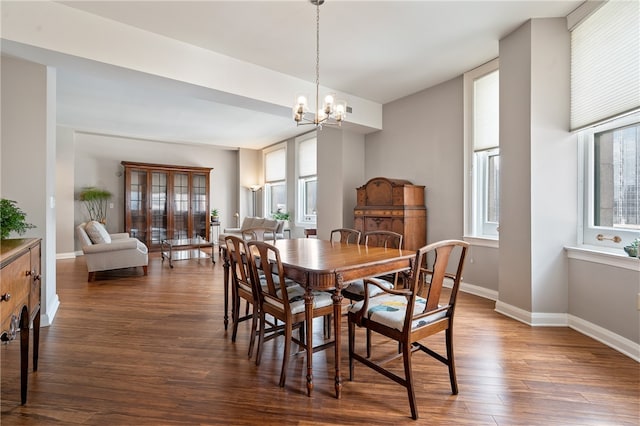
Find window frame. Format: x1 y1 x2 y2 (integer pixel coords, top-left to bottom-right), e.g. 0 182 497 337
463 58 500 246
578 111 640 249
295 133 317 226
263 144 287 219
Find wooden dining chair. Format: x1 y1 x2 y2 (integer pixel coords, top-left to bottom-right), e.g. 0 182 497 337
247 240 335 388
343 230 404 302
348 239 469 420
224 235 259 358
329 228 361 244
342 230 405 357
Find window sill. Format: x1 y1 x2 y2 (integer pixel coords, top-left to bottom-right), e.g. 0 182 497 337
463 236 499 249
565 245 640 271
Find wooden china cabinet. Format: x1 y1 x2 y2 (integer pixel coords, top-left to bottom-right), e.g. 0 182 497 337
354 177 427 251
122 161 212 251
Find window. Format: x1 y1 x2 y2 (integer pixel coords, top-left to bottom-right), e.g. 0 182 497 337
297 134 317 224
464 59 500 241
580 113 640 248
572 0 640 249
264 146 286 218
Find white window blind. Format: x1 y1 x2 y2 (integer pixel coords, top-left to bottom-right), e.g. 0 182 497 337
265 148 285 182
473 69 499 151
298 137 317 178
571 0 640 131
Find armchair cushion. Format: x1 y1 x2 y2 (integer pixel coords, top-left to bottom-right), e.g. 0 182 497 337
85 220 111 244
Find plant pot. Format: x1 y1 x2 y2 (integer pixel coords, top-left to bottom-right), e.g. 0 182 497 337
623 246 638 257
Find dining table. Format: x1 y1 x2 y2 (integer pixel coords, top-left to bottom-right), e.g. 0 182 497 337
221 237 414 398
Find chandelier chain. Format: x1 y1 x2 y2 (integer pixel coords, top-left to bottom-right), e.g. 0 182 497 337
315 0 320 123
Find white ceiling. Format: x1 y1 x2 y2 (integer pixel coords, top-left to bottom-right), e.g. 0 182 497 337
46 0 583 150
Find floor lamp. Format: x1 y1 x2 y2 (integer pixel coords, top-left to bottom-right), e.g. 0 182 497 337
250 185 261 217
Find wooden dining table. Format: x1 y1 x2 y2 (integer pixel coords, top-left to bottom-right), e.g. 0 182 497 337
220 237 414 398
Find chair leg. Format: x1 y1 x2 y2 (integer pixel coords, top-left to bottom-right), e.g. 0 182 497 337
231 296 240 343
279 321 293 387
348 316 356 380
366 328 372 358
87 272 95 282
324 314 331 339
446 327 458 394
402 342 418 420
248 302 258 359
142 265 148 276
255 313 266 366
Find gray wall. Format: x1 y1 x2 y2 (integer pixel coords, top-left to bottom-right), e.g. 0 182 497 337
569 260 639 343
1 56 59 326
365 76 465 246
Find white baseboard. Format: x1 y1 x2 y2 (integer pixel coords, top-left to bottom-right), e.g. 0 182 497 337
460 282 499 301
569 315 640 362
41 294 60 327
494 299 639 362
56 251 79 260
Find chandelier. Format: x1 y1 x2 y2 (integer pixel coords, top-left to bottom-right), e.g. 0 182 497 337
293 0 347 128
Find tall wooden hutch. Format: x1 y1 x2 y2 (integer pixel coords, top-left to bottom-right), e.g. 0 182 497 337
354 177 427 251
122 161 212 251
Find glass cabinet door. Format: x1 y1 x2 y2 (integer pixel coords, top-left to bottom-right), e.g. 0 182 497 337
173 172 189 240
150 171 168 247
191 173 208 238
128 169 148 244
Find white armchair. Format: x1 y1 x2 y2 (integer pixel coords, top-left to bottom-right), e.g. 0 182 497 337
76 221 148 282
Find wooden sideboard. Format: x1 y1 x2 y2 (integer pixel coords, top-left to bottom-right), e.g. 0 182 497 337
354 177 427 251
0 238 41 405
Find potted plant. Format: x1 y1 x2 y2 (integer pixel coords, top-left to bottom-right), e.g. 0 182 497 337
623 238 640 258
0 198 36 240
79 187 112 223
271 211 290 221
211 208 219 222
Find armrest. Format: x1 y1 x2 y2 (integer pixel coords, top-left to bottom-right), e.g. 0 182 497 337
83 238 139 254
223 227 241 233
110 233 130 240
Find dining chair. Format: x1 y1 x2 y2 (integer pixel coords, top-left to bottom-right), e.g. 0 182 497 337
247 240 335 388
342 230 404 302
329 228 361 244
347 239 469 420
342 230 405 357
224 235 259 358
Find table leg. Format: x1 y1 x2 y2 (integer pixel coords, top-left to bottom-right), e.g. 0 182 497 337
222 248 230 330
33 308 40 371
333 276 344 399
20 313 29 405
305 286 314 397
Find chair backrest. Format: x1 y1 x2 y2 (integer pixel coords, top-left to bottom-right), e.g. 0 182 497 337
364 230 403 249
404 240 469 328
330 228 361 244
246 240 290 311
225 235 256 297
242 227 277 243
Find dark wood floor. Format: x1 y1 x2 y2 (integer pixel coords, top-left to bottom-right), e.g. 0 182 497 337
1 249 638 425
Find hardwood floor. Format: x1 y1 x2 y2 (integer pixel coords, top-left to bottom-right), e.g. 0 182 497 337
1 250 638 425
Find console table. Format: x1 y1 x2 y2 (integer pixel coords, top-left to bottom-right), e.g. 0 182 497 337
0 238 41 405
